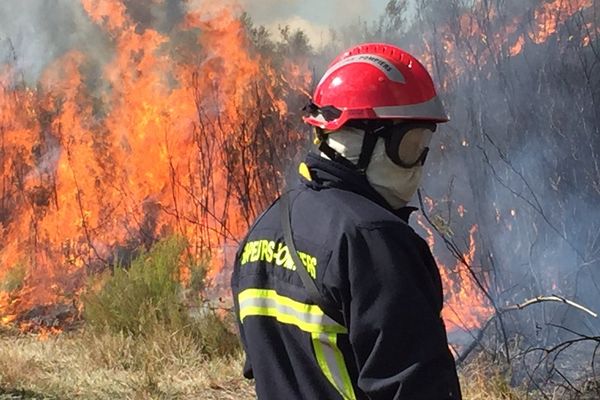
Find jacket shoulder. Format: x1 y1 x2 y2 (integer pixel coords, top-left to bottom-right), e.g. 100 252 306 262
300 186 412 232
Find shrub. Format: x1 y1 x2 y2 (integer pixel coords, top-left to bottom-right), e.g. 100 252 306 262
82 236 239 358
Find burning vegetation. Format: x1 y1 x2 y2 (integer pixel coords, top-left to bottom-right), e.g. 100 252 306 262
0 0 599 397
0 0 309 333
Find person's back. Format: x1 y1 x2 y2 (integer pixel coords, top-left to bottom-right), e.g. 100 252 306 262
231 43 462 399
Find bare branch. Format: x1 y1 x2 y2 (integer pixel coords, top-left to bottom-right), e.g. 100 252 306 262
504 295 598 318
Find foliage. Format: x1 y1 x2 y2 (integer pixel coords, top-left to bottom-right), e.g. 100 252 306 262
82 236 239 358
83 237 186 335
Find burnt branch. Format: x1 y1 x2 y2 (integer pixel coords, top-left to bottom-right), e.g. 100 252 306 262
418 188 512 362
456 295 598 366
505 295 598 318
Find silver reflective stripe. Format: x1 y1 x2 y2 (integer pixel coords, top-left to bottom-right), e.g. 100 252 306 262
373 96 448 121
319 53 406 85
312 332 357 400
238 289 346 334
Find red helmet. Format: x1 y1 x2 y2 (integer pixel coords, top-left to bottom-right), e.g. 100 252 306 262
303 43 448 131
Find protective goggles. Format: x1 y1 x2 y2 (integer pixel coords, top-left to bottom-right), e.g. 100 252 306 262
378 122 436 168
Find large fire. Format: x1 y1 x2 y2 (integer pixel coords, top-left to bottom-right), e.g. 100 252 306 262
0 0 309 332
0 0 595 335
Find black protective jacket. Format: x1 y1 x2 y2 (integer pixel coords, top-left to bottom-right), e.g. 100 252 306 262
231 153 462 400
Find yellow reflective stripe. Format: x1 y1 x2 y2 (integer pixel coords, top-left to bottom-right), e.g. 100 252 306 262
239 289 322 316
239 288 354 398
312 332 356 400
313 333 336 392
333 337 355 399
238 289 347 334
299 162 313 181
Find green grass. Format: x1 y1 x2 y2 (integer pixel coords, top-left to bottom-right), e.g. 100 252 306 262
83 237 189 336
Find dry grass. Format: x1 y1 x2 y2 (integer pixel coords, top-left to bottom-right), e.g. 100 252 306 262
0 326 534 400
0 328 255 400
0 238 590 399
1 237 250 399
3 328 599 399
459 354 535 400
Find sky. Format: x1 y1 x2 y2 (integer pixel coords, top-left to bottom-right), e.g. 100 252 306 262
240 0 391 46
0 0 393 81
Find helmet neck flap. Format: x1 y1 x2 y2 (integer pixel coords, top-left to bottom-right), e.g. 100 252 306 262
320 125 428 208
314 120 385 173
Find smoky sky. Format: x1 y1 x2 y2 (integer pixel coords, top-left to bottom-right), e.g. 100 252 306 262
0 0 112 83
240 0 385 26
240 0 389 45
0 0 391 81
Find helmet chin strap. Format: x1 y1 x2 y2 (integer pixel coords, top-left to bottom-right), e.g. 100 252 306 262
355 129 380 172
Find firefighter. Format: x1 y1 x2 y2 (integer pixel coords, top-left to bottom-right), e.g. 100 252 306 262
231 43 462 399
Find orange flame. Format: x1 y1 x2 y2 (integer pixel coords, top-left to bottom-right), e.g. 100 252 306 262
417 214 493 332
0 0 310 330
419 0 596 82
531 0 593 44
1 0 595 333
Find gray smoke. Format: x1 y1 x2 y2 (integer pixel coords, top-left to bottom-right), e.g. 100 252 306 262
2 0 598 384
239 0 387 47
0 0 111 83
240 0 377 26
296 0 600 384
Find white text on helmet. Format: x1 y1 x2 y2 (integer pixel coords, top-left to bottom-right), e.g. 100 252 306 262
319 53 406 86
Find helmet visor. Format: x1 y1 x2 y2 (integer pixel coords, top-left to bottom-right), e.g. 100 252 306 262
383 123 436 168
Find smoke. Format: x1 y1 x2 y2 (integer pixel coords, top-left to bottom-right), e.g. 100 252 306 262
1 0 598 381
0 0 111 83
0 0 385 80
239 0 378 26
402 2 600 375
239 0 384 45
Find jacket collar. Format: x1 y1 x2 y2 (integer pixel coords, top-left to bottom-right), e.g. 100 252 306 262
299 152 418 223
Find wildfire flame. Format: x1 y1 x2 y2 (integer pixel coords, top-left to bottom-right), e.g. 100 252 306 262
0 0 595 334
409 0 598 335
419 0 597 84
417 196 493 332
417 212 493 333
0 0 309 332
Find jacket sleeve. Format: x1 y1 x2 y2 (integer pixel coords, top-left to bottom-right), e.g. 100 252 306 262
331 222 461 400
233 288 254 379
231 250 254 380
